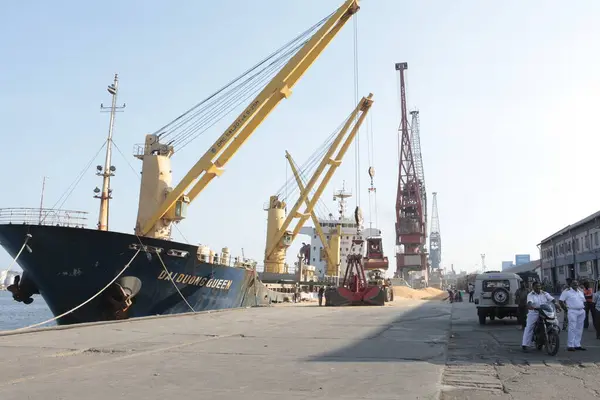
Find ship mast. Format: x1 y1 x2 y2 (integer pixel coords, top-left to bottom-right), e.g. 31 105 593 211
95 74 125 231
38 176 47 224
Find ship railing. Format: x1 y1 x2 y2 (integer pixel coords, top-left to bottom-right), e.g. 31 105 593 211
133 143 145 157
0 208 88 228
195 252 261 271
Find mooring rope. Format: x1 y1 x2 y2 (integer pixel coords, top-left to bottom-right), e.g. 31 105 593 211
4 234 32 271
10 236 198 331
155 251 196 313
13 248 142 331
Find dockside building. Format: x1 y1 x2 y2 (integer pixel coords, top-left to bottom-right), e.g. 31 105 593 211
540 210 600 289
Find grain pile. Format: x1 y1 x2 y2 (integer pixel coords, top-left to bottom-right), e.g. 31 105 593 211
392 286 447 301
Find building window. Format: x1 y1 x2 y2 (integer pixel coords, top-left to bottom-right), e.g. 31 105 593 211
586 235 590 249
596 232 599 247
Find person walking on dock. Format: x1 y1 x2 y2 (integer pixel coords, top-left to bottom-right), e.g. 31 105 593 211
592 289 600 339
559 279 587 352
582 280 594 329
561 278 572 330
446 287 454 303
468 283 475 303
318 286 325 306
515 281 528 330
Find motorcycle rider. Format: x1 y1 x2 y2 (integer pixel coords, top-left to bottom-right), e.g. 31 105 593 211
522 281 561 352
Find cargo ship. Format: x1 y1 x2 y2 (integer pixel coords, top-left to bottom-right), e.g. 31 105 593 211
0 0 362 326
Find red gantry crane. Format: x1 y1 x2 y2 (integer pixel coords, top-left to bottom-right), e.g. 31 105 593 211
394 62 427 281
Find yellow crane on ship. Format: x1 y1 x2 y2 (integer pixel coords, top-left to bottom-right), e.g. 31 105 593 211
134 0 362 240
263 94 374 275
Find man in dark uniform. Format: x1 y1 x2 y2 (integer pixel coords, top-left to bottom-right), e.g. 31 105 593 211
583 280 594 329
515 281 528 329
318 286 325 306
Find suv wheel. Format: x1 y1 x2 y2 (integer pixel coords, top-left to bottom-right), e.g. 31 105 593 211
491 287 509 306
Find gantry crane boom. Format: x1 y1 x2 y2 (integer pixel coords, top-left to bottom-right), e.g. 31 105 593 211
264 94 374 265
286 152 337 271
410 110 427 250
140 0 360 237
394 62 426 279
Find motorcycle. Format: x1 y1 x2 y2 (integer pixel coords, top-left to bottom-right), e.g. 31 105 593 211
532 302 561 356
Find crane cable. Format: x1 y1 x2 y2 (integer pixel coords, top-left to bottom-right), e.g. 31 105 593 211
274 110 362 220
353 13 361 211
152 12 334 154
9 9 350 331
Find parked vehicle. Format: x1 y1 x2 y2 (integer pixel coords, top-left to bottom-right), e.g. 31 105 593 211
474 271 522 325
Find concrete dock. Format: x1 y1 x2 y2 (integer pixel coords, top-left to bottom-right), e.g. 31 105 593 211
1 300 600 400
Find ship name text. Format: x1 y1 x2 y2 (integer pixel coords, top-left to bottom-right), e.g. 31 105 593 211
157 271 233 290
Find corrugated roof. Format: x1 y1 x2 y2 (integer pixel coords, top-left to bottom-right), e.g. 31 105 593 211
540 209 600 244
504 259 541 274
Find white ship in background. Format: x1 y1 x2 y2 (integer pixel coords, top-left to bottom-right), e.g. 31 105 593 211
0 270 19 290
299 183 381 282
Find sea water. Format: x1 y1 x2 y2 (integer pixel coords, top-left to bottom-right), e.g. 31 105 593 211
0 290 55 331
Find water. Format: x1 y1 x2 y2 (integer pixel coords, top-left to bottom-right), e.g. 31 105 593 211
0 291 55 331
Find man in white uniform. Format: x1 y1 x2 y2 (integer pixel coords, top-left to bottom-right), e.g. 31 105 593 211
522 281 559 352
559 279 587 351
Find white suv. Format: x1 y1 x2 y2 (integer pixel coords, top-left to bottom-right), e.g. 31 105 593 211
474 271 522 325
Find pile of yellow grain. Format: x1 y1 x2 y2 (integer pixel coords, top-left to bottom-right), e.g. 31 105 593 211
392 286 447 300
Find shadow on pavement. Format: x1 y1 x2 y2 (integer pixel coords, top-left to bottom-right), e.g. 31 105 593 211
305 299 600 366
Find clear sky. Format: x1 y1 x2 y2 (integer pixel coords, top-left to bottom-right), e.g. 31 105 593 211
1 0 599 275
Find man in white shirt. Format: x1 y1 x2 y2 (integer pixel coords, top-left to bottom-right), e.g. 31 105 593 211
559 279 587 351
468 283 475 303
522 281 559 352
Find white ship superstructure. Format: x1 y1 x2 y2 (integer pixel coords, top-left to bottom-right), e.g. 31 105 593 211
300 221 380 280
0 269 19 290
299 183 380 280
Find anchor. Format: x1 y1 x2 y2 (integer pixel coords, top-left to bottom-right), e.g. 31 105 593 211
7 275 36 305
102 276 142 320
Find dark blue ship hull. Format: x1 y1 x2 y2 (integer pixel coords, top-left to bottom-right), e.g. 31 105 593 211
0 224 271 326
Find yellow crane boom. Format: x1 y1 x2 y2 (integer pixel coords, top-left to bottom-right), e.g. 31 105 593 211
140 0 360 237
263 94 373 273
286 152 338 273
